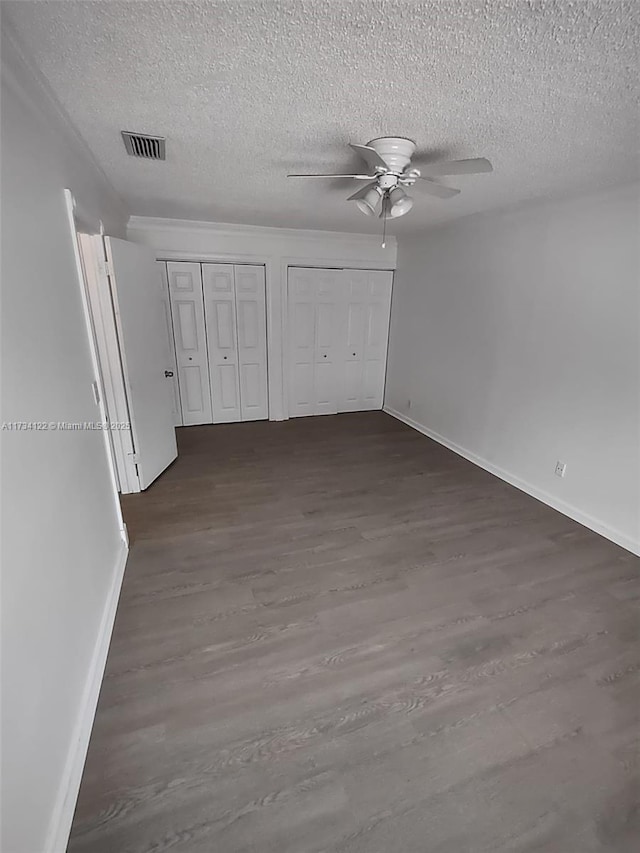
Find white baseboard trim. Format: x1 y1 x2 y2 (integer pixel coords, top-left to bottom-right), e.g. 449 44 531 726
45 540 129 853
383 406 640 557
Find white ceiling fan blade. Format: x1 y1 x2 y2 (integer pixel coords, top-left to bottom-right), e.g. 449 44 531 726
421 158 493 176
347 180 379 201
417 178 461 198
349 143 388 172
287 173 376 179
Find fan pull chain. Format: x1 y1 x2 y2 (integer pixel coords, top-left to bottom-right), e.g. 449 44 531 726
381 194 388 248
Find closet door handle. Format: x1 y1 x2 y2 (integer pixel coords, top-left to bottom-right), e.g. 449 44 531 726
223 356 228 360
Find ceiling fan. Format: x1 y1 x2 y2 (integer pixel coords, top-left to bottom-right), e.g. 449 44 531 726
288 137 492 245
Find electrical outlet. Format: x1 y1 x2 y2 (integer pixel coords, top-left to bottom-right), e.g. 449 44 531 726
555 461 567 478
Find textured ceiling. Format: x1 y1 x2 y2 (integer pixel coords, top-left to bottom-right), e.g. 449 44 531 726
4 0 639 234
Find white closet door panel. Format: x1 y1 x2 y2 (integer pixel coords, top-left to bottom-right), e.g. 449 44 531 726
364 290 392 358
316 302 335 350
176 301 199 350
238 300 259 347
313 270 340 415
288 267 342 417
315 359 337 410
240 362 262 411
167 262 212 425
362 270 393 409
346 270 370 299
342 360 364 409
362 359 383 403
364 302 388 399
288 269 317 417
203 263 241 424
292 362 314 413
336 269 393 411
217 364 241 411
235 265 268 421
345 302 366 360
338 270 367 411
214 300 236 350
182 365 208 413
342 303 365 408
292 299 315 348
157 262 182 426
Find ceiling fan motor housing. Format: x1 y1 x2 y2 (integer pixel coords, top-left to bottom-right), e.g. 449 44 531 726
367 137 416 173
378 173 399 190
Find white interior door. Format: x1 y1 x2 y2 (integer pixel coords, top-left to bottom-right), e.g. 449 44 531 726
202 264 241 423
105 237 177 489
166 262 213 425
78 233 139 494
288 268 340 417
339 269 393 411
235 265 268 421
157 262 182 426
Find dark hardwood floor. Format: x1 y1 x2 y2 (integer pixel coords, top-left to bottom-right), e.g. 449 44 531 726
68 412 639 852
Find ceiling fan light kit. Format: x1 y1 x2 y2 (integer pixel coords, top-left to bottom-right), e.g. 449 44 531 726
355 184 383 216
288 136 493 245
388 186 413 218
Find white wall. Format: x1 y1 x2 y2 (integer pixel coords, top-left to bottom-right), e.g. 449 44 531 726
128 216 397 421
385 185 640 555
1 27 129 853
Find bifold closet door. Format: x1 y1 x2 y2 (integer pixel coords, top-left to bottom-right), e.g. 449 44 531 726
202 263 268 423
288 267 393 417
166 262 213 425
339 269 393 411
288 268 341 417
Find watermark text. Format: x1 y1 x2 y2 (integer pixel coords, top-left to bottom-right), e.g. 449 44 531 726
2 421 131 431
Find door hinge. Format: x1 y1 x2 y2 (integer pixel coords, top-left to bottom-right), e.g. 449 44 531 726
99 257 114 278
127 451 139 464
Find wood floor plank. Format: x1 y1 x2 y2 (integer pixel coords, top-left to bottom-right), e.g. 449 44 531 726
68 412 639 853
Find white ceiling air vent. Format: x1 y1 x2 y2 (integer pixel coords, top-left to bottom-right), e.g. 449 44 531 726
121 131 166 160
